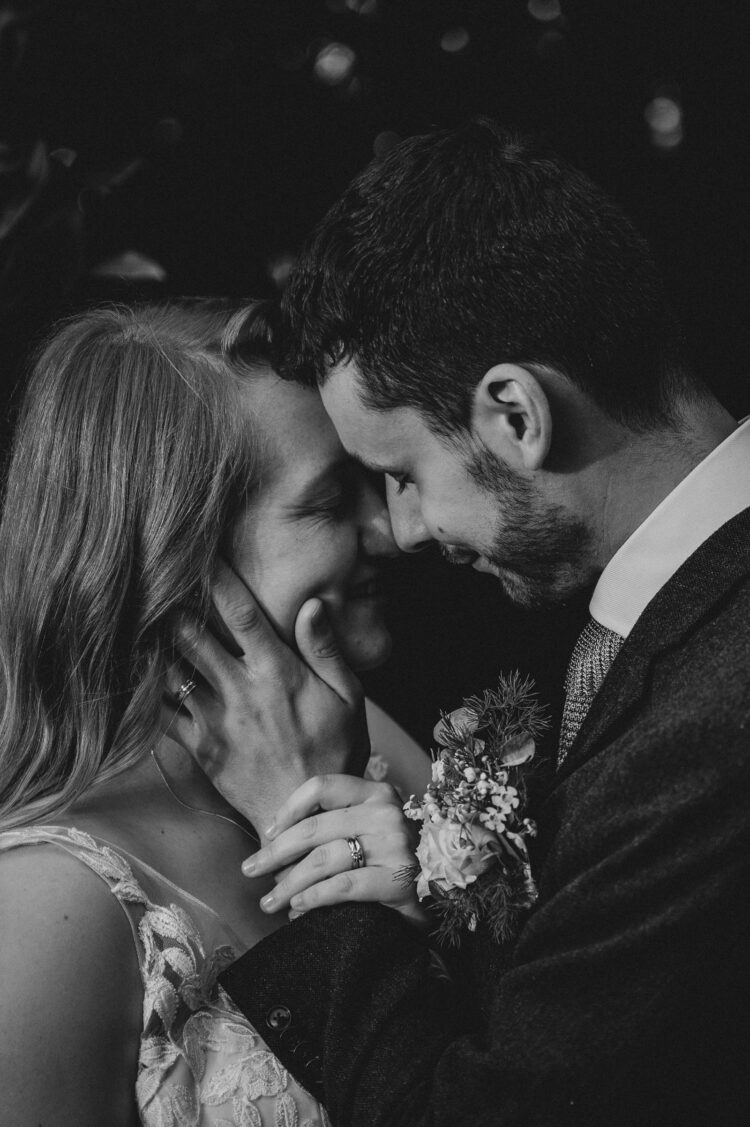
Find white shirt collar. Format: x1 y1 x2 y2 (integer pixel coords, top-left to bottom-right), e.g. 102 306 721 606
590 417 750 638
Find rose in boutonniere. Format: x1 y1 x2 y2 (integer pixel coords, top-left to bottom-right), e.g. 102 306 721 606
415 817 498 900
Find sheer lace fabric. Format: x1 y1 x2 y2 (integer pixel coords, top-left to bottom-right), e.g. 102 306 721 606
0 826 330 1127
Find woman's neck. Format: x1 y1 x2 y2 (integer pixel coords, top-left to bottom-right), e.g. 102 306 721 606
63 737 257 847
149 738 259 840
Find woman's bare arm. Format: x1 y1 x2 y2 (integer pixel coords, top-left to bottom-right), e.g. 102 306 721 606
0 845 143 1126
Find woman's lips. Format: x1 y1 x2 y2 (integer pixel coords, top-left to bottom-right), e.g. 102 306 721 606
346 576 385 601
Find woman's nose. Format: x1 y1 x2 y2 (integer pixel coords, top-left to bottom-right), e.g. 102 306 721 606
386 479 432 554
357 476 400 558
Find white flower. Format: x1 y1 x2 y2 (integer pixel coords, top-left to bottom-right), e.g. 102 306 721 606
403 803 422 822
463 767 477 782
415 817 498 900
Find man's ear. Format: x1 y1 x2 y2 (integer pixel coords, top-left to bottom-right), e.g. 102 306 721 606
471 363 552 471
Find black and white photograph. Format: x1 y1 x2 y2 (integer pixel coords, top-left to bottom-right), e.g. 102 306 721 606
1 1 749 1124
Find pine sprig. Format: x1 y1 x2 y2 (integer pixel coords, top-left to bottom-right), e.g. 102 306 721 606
438 672 549 755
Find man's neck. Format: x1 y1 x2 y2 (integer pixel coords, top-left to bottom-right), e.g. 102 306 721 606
596 398 736 567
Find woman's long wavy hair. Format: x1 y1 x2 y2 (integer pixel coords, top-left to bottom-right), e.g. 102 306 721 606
0 297 275 829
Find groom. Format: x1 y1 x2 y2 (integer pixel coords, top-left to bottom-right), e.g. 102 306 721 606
188 121 750 1124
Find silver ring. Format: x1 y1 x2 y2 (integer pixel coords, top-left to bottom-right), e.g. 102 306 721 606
346 836 365 870
175 678 198 705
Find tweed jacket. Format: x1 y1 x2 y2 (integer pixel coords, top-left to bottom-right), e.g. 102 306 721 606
220 507 750 1127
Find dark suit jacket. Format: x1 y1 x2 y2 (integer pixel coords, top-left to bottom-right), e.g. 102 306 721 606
220 507 750 1126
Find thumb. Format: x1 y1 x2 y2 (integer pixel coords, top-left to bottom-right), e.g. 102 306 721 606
295 598 361 704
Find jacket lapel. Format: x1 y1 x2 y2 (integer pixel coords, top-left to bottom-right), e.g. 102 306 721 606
554 505 750 786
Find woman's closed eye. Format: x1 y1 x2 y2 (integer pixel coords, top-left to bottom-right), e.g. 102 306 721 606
292 465 360 521
307 489 351 516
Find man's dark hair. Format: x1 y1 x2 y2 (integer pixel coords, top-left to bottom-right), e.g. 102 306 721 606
281 118 702 436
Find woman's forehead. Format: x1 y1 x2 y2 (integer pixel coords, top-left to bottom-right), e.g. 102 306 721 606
239 372 345 479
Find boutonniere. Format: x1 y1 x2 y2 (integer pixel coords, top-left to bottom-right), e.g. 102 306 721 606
403 674 548 946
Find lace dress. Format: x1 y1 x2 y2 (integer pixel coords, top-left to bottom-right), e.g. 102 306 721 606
0 825 331 1127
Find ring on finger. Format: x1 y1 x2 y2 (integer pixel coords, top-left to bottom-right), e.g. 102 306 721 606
175 678 198 705
346 836 365 870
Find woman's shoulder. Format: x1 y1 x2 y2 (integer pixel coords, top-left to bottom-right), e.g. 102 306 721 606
0 833 143 1011
0 834 142 1123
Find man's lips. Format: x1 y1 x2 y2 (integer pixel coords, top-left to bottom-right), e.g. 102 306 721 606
472 556 502 576
440 545 479 566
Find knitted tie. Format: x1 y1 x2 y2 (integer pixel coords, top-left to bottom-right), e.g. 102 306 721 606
557 617 624 767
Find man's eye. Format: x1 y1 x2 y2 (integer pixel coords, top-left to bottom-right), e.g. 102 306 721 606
389 474 411 496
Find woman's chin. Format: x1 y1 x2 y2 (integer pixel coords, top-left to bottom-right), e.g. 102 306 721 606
339 624 392 673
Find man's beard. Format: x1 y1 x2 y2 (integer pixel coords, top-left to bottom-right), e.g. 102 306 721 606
461 444 597 608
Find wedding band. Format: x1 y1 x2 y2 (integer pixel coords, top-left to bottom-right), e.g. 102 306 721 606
176 678 198 705
346 836 365 870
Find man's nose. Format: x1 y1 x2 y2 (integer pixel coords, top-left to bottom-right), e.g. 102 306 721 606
386 479 432 554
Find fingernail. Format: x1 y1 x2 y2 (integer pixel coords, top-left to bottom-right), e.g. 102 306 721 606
264 822 277 840
288 910 304 922
242 858 256 875
260 893 276 911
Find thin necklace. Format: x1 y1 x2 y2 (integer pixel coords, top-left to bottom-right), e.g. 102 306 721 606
150 747 259 844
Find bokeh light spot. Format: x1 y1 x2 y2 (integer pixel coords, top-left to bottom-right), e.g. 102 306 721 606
267 252 297 289
346 0 379 14
644 95 684 150
313 42 357 86
440 27 470 54
91 251 167 282
645 96 682 133
527 0 562 21
373 130 400 157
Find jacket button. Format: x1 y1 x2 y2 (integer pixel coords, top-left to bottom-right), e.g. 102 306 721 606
266 1005 292 1032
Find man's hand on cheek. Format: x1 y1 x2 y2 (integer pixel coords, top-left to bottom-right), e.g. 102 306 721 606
162 560 371 840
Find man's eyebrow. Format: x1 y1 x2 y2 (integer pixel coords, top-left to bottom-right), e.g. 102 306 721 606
345 451 396 476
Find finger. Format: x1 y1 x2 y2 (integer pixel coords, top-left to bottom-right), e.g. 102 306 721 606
295 598 362 706
264 839 361 912
174 617 239 694
211 559 292 673
288 868 392 913
270 774 387 838
243 802 403 876
164 656 201 705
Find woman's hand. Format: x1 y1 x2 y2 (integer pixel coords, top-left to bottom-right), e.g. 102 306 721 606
242 775 429 930
162 562 371 839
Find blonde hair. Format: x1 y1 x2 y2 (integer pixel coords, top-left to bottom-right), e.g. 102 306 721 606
0 298 275 829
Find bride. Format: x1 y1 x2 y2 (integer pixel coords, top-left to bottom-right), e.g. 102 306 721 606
0 299 430 1126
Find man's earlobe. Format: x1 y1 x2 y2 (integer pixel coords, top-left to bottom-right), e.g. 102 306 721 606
472 364 552 471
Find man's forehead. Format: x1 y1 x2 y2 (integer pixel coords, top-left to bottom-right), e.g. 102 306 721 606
320 371 418 462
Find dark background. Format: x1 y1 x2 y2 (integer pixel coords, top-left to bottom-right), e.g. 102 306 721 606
1 0 749 750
